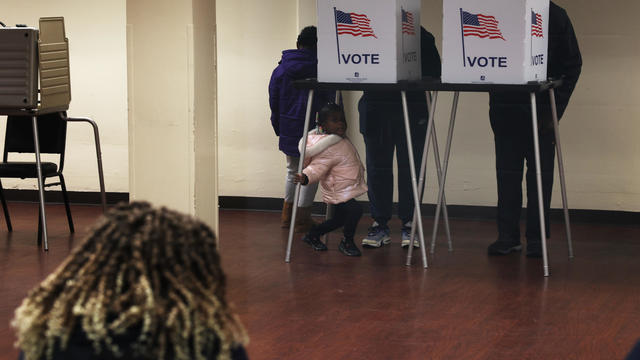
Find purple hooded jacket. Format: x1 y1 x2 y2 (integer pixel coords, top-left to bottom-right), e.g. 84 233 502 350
268 48 331 157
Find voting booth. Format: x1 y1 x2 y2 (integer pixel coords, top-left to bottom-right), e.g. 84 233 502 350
0 18 71 113
0 18 106 251
442 0 549 84
289 0 442 269
289 0 573 277
317 0 421 83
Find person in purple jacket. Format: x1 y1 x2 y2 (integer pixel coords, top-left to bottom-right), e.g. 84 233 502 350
269 26 332 233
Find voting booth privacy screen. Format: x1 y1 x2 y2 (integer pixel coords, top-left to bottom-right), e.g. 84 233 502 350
0 17 71 113
318 0 421 83
0 27 39 109
442 0 549 84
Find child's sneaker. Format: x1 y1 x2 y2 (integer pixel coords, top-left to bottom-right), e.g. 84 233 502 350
361 222 391 248
302 234 328 251
339 238 361 257
400 222 420 248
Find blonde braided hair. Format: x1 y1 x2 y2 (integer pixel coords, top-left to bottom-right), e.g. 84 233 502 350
12 201 247 360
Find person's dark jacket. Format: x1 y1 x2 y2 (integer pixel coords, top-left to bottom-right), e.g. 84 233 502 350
269 48 332 157
18 325 248 360
358 26 442 135
490 1 582 127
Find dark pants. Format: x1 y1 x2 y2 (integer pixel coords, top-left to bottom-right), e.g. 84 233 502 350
490 106 556 244
362 113 427 227
308 199 363 240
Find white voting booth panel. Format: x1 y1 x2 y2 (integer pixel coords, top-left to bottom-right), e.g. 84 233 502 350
317 0 421 83
442 0 549 84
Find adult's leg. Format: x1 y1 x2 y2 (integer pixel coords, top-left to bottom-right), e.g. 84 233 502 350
363 122 395 227
525 130 556 256
395 113 427 224
282 156 297 227
489 109 527 253
285 156 297 203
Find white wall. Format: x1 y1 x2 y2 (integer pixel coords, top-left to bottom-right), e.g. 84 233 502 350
1 0 129 193
216 0 299 199
127 0 219 230
217 0 640 212
418 0 640 211
3 1 636 213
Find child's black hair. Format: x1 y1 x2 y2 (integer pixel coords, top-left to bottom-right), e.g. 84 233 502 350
317 103 344 126
297 26 317 50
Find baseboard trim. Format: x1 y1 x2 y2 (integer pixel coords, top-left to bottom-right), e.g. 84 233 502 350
3 189 129 205
6 192 635 225
219 196 640 226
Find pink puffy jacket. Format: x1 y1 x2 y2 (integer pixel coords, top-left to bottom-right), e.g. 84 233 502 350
299 129 367 205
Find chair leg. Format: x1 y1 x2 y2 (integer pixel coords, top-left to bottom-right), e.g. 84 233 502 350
37 176 46 246
0 180 13 232
37 207 42 246
59 174 74 233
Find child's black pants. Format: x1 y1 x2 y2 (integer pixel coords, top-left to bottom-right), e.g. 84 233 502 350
308 199 362 240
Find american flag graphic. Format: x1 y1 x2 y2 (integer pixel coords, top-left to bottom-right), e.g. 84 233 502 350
531 11 543 37
401 8 415 35
461 10 505 40
335 10 377 38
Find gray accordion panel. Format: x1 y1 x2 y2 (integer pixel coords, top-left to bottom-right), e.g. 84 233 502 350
38 17 71 111
0 28 38 110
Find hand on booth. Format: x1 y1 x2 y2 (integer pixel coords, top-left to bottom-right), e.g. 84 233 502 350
293 173 309 185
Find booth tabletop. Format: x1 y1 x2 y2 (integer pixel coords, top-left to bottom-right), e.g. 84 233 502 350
0 107 69 117
293 77 562 93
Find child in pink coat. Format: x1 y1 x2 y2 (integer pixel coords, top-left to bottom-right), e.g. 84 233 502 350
294 103 367 256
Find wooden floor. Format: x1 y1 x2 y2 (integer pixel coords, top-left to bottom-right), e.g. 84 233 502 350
1 204 639 359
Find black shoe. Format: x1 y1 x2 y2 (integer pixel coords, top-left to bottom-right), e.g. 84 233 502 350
487 240 522 256
302 234 328 251
526 241 543 258
339 238 361 257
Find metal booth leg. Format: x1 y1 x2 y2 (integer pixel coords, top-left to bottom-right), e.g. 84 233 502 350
32 115 49 251
430 91 460 253
324 90 343 244
406 92 437 266
549 88 574 259
285 89 315 262
65 116 107 213
530 93 550 277
428 126 453 251
401 91 428 268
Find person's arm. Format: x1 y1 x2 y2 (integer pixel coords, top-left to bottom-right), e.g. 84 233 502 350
554 9 582 119
299 150 338 185
420 27 442 78
268 69 281 136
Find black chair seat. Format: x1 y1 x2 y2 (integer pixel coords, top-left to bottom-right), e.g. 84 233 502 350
0 112 75 237
0 162 59 178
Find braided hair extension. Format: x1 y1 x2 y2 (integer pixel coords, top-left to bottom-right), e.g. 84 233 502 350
12 202 247 360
